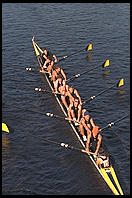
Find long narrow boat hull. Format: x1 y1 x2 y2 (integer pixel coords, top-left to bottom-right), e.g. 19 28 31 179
32 37 124 195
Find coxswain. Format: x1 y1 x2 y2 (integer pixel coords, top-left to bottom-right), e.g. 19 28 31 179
79 110 96 143
66 85 82 106
95 149 110 168
67 98 82 124
51 65 67 82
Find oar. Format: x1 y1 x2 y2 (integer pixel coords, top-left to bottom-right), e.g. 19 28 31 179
26 67 51 75
99 114 129 132
67 59 110 82
5 104 79 125
25 67 45 73
25 67 39 72
34 87 61 95
28 133 86 152
57 44 93 62
83 78 125 104
46 112 80 124
2 123 9 133
5 127 90 155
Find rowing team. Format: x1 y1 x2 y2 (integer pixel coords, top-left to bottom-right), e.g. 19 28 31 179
39 48 109 168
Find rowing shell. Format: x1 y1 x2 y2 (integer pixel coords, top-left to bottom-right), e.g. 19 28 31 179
32 37 124 195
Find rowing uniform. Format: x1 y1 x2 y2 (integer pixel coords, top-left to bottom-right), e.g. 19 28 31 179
83 116 93 130
70 89 78 100
89 131 102 155
71 105 79 120
55 69 63 80
66 89 79 106
60 84 68 96
41 51 52 64
57 80 63 92
44 61 51 68
42 55 47 64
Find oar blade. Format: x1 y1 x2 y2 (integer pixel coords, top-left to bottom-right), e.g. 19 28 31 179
86 44 93 51
117 78 125 87
102 59 110 68
2 123 9 133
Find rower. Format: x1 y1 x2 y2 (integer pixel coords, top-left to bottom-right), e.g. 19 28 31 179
67 98 82 124
60 85 82 112
47 60 54 78
41 48 49 64
52 54 58 63
86 125 102 156
79 110 96 143
54 75 64 94
43 57 51 68
40 58 51 73
51 65 67 82
66 85 82 106
41 48 57 64
58 81 69 111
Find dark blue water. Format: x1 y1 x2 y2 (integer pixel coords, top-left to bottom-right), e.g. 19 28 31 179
2 3 130 195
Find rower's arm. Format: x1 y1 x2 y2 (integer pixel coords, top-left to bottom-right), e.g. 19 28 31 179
77 105 82 122
54 79 58 92
94 134 102 155
71 109 75 120
67 105 72 119
74 89 82 104
51 71 56 82
90 118 96 128
61 69 67 80
82 120 91 135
